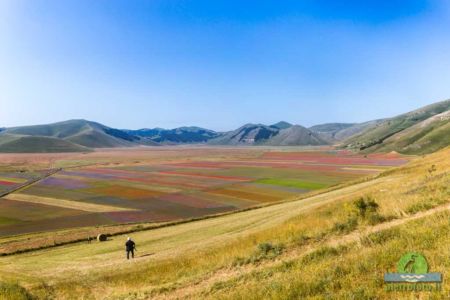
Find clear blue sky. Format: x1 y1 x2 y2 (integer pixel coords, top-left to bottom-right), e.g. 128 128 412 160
1 0 450 131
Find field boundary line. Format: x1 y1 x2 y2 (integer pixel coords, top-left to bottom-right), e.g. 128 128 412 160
0 168 61 198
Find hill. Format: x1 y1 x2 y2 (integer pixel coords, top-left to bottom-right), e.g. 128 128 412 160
125 126 220 144
263 125 328 146
0 147 448 299
208 123 279 145
270 121 293 130
0 120 147 152
308 120 387 143
366 110 450 154
208 123 329 146
343 99 450 154
0 135 90 153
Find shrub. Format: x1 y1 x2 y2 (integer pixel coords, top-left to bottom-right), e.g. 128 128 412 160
332 217 358 234
354 196 378 218
302 245 348 264
233 242 285 266
428 164 437 176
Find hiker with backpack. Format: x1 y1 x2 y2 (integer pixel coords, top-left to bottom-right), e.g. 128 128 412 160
125 237 136 259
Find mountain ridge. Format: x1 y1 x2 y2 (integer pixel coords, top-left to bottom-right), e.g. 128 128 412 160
1 99 449 153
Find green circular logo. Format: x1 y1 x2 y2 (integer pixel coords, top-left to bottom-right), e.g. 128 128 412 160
397 252 428 274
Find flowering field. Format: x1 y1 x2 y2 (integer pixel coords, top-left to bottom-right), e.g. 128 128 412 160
0 148 409 236
0 171 47 195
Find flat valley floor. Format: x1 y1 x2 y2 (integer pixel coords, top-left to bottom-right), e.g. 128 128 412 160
0 146 408 236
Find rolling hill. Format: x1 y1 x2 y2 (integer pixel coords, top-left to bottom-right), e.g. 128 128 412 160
308 120 387 143
124 126 220 144
0 136 90 153
208 123 280 145
270 121 293 130
343 99 450 154
0 120 146 152
208 122 328 146
263 125 329 146
1 99 449 153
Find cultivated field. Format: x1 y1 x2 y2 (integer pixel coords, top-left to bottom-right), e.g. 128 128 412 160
0 147 447 299
0 147 408 236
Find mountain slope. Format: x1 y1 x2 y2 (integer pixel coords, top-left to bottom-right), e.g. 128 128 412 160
125 126 219 144
0 135 90 153
370 110 450 154
308 120 386 143
209 123 329 146
308 123 356 142
208 124 280 145
343 99 450 154
270 121 293 130
263 125 328 146
0 120 145 152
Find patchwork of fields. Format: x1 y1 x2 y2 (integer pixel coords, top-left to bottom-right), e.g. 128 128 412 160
0 148 408 236
0 170 48 196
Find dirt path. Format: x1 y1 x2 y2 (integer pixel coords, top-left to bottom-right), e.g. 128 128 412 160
155 202 450 299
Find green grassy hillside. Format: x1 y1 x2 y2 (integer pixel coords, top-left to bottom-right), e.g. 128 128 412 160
0 135 90 153
0 120 142 152
125 126 219 144
371 110 450 154
343 99 450 154
0 147 448 299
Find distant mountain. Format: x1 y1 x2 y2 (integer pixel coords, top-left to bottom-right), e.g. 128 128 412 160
125 126 220 144
208 123 329 146
208 124 278 145
263 125 328 146
1 99 448 153
270 121 293 130
308 123 356 142
309 121 386 142
342 99 450 154
0 120 149 153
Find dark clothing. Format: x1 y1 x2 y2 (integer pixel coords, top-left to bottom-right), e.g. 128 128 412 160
125 240 136 259
125 240 135 251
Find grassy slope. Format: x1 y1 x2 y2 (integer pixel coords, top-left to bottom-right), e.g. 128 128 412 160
343 99 450 154
0 135 89 153
375 111 450 154
0 120 138 152
0 147 448 299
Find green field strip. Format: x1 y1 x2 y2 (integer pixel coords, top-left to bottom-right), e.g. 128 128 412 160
255 178 328 190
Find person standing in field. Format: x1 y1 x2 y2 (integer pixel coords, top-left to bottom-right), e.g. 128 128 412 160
125 237 136 259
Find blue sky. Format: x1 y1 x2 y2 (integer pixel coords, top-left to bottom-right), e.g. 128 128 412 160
1 0 450 131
